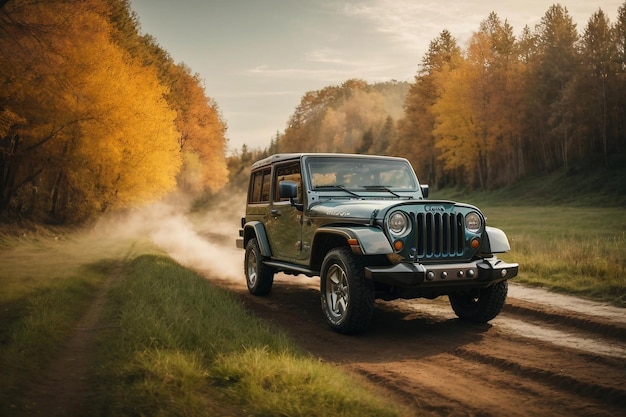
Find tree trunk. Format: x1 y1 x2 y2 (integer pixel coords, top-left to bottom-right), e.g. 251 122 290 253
0 131 20 213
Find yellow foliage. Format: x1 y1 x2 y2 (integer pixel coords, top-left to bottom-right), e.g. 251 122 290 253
0 0 183 219
432 62 483 174
167 66 229 193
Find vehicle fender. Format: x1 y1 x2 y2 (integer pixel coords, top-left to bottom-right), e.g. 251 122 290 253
482 226 511 254
315 226 393 255
243 221 272 257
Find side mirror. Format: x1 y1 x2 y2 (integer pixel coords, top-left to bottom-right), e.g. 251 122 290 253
421 184 429 199
279 181 303 210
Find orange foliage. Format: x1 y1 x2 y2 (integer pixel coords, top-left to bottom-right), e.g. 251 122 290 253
0 0 229 221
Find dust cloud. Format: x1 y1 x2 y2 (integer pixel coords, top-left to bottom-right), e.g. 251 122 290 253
93 192 246 281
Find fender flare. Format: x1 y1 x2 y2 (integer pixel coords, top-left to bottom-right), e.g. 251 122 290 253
243 221 272 257
314 226 393 255
482 226 511 254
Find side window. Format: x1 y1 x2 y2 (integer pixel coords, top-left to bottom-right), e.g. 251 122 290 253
274 162 302 202
249 169 271 203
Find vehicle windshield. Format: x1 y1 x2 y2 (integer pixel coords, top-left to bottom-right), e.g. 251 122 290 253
306 157 418 191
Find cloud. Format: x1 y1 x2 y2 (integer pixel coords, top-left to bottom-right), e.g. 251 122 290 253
249 64 348 79
342 0 458 48
218 90 300 99
305 48 359 65
247 62 397 83
342 0 623 49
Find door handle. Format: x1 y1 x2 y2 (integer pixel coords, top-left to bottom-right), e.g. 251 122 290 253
270 209 281 217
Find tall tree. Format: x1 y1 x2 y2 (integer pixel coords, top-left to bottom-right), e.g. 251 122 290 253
613 2 626 156
394 30 462 187
573 9 618 167
531 4 580 171
431 14 523 189
167 65 228 193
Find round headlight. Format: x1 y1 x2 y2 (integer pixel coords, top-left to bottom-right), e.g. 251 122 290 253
389 211 409 235
465 212 482 232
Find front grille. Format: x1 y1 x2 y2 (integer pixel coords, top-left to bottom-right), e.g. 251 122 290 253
415 212 464 259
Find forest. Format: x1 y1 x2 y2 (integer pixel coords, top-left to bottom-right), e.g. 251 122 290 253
2 1 625 224
0 0 229 223
251 3 625 191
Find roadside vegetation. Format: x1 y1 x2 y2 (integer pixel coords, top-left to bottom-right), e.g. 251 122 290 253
432 169 626 307
0 228 401 417
91 254 398 417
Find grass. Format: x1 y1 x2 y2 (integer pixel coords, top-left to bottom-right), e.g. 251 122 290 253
0 227 153 414
91 254 399 417
0 226 401 417
485 206 625 306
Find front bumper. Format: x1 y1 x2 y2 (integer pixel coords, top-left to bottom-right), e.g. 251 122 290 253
364 257 518 288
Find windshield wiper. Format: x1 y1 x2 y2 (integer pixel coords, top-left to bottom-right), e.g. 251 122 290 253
362 185 404 198
316 185 363 199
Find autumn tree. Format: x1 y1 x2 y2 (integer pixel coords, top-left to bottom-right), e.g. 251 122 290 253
280 80 406 154
237 4 626 192
432 28 508 188
281 86 340 152
393 30 462 187
0 0 181 221
167 65 228 193
107 0 229 195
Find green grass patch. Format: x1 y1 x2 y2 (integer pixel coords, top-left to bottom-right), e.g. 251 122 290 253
0 255 110 413
92 254 400 417
0 227 156 414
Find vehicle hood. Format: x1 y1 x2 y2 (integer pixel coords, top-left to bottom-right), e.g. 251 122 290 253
308 199 475 222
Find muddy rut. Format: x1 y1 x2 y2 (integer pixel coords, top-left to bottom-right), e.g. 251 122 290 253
210 271 626 417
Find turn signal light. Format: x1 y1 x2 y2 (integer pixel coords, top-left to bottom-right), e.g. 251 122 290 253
393 240 404 251
471 238 480 249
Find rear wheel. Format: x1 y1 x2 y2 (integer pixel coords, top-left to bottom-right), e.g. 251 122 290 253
449 280 508 323
320 247 374 334
245 238 274 295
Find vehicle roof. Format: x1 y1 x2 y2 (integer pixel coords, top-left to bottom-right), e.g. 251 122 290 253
251 153 409 170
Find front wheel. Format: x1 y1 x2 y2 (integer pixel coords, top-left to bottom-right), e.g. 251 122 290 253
245 238 274 295
320 247 374 334
449 280 508 323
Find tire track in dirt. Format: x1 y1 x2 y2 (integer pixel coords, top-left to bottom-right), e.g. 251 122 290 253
23 263 120 417
503 299 626 340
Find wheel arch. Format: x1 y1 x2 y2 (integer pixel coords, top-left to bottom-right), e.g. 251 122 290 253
243 221 272 257
310 226 393 272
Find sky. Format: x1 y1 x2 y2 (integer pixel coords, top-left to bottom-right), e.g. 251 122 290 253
128 0 623 154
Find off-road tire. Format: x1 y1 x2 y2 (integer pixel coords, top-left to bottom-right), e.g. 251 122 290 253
449 280 508 323
320 247 375 334
245 238 274 295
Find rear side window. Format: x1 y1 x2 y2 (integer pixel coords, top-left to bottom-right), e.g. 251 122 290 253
249 168 271 203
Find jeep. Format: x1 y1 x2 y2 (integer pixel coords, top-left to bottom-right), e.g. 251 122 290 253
236 153 518 334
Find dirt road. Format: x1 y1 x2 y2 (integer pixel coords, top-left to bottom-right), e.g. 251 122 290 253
210 271 626 417
160 222 626 416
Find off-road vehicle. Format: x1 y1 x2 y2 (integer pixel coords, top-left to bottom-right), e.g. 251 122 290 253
236 153 518 334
